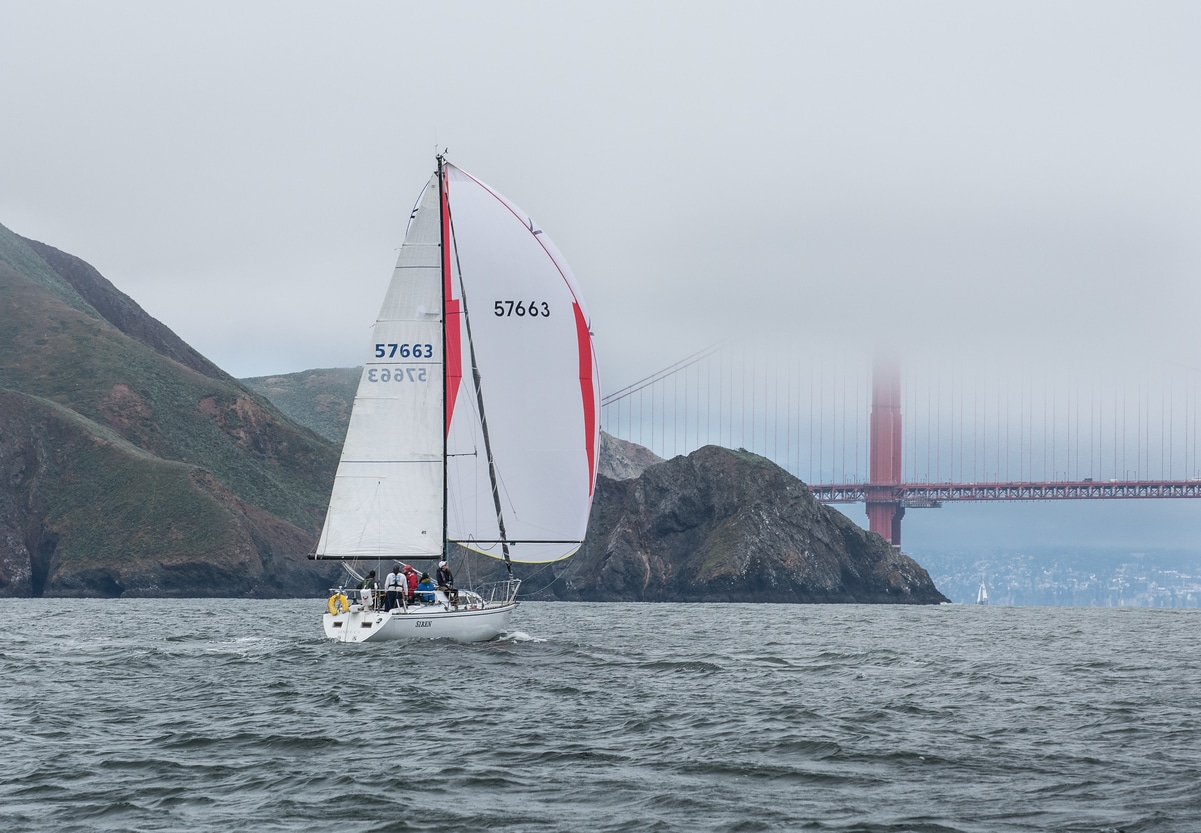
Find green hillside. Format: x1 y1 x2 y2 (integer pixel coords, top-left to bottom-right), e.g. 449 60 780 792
0 222 340 597
242 367 359 444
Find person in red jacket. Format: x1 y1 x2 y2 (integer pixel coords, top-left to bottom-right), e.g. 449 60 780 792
403 564 419 603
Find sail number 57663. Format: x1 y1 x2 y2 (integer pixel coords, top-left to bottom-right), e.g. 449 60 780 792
367 367 427 383
375 343 434 358
494 300 550 317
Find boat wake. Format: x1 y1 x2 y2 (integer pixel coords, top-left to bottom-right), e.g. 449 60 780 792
501 630 544 643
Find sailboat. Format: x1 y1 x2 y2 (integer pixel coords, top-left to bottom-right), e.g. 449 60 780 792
312 156 600 642
976 581 989 605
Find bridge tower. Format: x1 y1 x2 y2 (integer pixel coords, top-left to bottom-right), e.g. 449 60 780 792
866 357 904 546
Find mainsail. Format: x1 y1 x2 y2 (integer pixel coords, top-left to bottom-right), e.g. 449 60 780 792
315 161 600 566
315 175 444 560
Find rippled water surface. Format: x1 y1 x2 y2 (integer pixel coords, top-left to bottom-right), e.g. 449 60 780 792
3 600 1200 832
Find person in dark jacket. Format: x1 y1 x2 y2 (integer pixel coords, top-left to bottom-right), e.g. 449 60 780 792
436 560 459 609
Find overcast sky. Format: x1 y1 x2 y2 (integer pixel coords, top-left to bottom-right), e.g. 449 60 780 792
4 1 1199 388
4 1 1201 557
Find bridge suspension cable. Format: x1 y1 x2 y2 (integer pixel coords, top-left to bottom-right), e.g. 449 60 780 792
601 342 1201 488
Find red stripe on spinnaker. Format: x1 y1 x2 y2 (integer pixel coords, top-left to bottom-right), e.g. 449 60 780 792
573 301 597 495
441 170 463 435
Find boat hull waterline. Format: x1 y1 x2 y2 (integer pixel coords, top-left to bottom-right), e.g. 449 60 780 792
324 603 517 643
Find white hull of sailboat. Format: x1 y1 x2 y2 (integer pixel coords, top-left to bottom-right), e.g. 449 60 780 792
323 603 516 643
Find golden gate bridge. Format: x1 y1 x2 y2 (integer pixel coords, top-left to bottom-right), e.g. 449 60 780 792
600 342 1201 547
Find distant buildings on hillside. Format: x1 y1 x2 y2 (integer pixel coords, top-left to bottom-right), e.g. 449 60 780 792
921 550 1201 607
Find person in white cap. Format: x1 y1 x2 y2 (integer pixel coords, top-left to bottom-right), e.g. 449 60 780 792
435 560 458 609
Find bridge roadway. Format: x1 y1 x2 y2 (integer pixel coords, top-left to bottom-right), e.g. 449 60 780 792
811 479 1201 505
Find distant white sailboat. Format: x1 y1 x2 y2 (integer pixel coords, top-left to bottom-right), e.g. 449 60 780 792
311 155 600 642
976 581 989 605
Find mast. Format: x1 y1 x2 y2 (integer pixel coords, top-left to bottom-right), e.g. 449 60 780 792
438 154 450 558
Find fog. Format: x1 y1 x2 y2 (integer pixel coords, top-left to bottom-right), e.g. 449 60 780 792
4 1 1200 554
3 2 1198 386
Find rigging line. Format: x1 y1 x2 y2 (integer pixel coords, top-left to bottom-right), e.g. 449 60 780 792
448 164 584 308
443 163 512 577
438 155 453 558
518 540 591 594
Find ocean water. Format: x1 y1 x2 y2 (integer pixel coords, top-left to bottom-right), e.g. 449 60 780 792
2 600 1199 833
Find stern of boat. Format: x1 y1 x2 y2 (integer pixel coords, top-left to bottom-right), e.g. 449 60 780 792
321 580 520 643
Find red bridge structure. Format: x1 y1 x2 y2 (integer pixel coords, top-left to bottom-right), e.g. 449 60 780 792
601 343 1201 547
811 359 1201 547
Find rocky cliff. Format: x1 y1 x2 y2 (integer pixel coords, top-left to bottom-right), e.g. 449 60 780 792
512 444 947 604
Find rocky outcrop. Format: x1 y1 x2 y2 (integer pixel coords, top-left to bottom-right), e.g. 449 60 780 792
598 431 664 481
514 445 948 604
